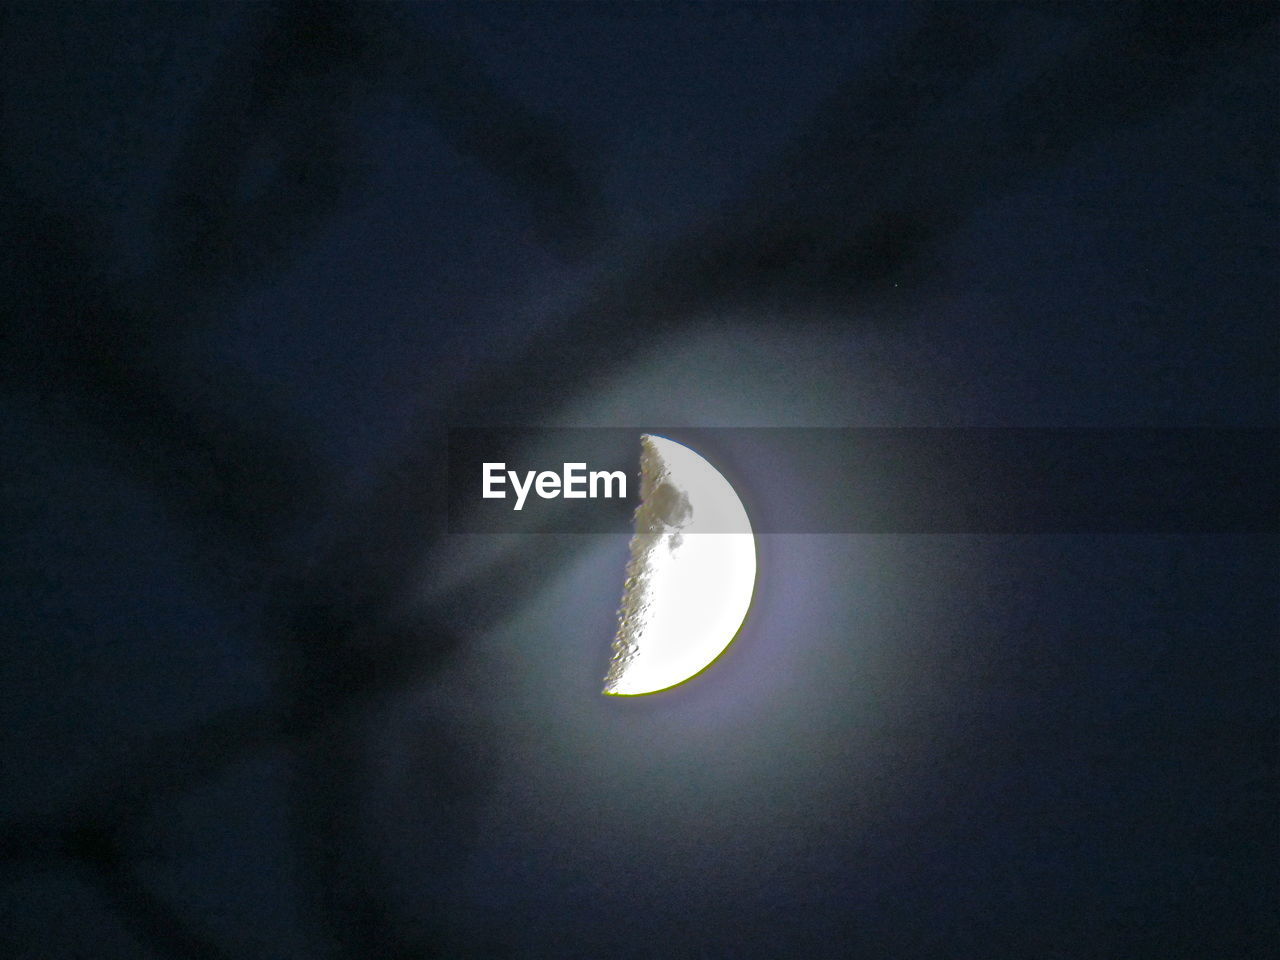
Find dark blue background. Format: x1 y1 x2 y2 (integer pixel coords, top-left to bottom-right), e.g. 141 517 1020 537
2 3 1276 958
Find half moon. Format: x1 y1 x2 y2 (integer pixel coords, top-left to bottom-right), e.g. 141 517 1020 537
603 435 757 696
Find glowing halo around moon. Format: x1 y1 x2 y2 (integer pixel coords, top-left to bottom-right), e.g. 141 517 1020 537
603 435 757 696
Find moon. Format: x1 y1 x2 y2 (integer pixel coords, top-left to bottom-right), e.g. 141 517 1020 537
603 435 757 696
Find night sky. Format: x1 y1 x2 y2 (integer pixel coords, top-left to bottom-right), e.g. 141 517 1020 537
2 3 1277 959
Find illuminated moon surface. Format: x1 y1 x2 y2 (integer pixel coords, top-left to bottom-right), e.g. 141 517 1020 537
603 435 756 696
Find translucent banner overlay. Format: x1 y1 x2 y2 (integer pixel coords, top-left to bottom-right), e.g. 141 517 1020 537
447 428 1278 534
